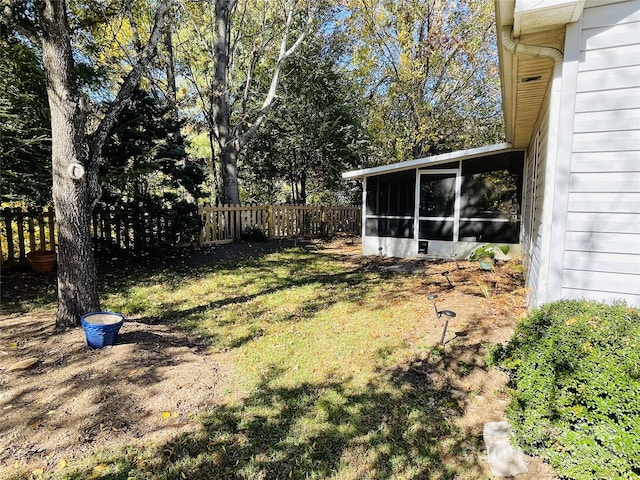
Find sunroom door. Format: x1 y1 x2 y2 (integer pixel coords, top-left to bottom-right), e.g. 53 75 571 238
417 170 459 257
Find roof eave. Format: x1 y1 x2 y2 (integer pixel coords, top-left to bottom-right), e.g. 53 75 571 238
342 143 515 180
495 0 584 147
495 0 516 145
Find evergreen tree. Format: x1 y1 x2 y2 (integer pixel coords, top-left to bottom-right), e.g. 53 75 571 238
100 88 206 250
0 18 51 206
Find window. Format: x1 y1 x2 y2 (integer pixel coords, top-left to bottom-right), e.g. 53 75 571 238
365 218 413 238
459 153 523 243
365 171 415 238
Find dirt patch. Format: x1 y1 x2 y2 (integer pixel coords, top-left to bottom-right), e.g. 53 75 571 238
0 238 555 478
0 313 223 472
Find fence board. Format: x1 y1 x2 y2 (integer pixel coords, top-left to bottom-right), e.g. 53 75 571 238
198 204 361 245
3 209 15 264
2 204 361 263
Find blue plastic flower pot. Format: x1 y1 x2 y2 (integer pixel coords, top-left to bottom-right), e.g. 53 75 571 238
81 312 125 348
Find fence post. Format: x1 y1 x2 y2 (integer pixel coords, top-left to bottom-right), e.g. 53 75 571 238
267 205 275 238
16 209 26 262
199 207 206 245
38 212 46 250
3 208 15 264
27 213 36 252
320 205 327 237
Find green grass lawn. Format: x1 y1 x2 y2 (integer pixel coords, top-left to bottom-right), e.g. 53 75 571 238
103 247 435 395
7 243 500 480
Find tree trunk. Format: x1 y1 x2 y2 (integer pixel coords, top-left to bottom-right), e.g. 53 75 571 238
40 0 171 329
164 24 181 142
213 0 238 205
207 129 221 204
40 0 100 328
300 168 307 205
220 141 240 205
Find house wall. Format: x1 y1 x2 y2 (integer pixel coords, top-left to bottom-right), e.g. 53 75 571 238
521 73 556 307
561 0 640 306
530 0 640 307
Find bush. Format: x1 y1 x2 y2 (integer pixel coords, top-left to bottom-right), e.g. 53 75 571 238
490 300 640 479
240 225 268 242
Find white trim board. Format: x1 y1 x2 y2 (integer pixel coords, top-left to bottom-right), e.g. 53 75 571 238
342 143 515 180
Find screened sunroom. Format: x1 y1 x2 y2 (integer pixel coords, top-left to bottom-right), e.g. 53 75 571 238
343 144 524 259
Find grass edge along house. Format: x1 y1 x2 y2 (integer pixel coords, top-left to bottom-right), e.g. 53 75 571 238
343 0 640 308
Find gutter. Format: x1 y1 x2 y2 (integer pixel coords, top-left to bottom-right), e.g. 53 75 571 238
501 26 563 64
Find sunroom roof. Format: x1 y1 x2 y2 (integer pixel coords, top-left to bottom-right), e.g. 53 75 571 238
342 143 515 180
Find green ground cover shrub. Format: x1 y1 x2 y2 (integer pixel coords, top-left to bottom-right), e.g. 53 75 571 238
490 300 640 479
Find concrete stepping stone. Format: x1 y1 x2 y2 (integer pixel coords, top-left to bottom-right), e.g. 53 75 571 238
483 421 529 477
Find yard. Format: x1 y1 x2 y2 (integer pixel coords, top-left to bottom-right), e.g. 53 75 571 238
0 238 556 479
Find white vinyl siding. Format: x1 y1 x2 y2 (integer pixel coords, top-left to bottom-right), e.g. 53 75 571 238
565 212 640 233
561 0 640 306
572 131 640 152
569 172 640 192
580 2 640 29
574 87 640 113
570 151 640 172
522 94 551 306
576 64 640 91
563 251 640 275
573 109 640 132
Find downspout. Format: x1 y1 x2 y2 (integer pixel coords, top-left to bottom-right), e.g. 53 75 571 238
501 26 563 64
501 25 565 306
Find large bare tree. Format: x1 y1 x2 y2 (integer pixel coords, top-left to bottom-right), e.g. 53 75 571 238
39 0 172 329
177 0 315 205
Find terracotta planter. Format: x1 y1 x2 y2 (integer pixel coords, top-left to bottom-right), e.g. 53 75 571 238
27 250 56 273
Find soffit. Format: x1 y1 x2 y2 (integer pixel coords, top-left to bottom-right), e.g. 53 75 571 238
510 28 566 149
514 1 584 36
496 1 581 149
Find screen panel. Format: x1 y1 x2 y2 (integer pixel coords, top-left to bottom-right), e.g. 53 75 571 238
366 218 414 238
419 174 456 217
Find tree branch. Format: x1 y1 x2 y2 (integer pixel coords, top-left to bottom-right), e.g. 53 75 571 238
86 0 173 206
238 0 314 148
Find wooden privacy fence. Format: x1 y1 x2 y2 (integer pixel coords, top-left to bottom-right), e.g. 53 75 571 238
1 204 200 266
1 204 361 264
1 207 56 265
90 203 200 253
199 204 361 245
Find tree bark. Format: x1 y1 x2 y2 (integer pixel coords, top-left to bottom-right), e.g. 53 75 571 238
220 141 241 205
300 168 307 205
212 0 239 205
39 0 171 329
164 24 180 141
40 0 100 328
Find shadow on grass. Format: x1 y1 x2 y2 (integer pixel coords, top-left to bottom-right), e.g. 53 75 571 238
2 240 507 479
116 248 409 353
62 355 485 480
0 240 302 314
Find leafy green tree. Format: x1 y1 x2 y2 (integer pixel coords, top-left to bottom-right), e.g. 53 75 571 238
243 34 369 205
0 4 51 206
100 89 206 250
343 0 503 163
